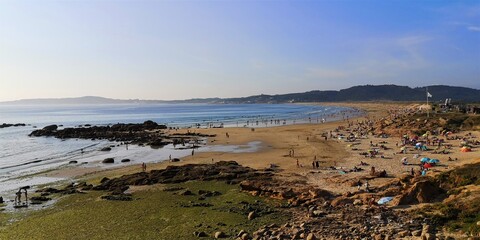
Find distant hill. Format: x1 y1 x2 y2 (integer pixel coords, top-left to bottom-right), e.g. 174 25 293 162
0 96 143 105
219 85 480 103
1 85 478 105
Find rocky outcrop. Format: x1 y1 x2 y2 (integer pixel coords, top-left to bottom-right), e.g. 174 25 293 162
29 121 166 139
36 182 93 196
42 124 58 131
240 179 332 206
393 178 445 205
93 161 270 194
0 123 26 128
249 204 430 240
28 120 215 148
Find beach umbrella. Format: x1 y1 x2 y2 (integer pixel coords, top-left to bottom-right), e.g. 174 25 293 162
401 147 406 151
416 143 422 147
420 157 430 163
377 197 393 205
424 163 433 168
429 159 440 164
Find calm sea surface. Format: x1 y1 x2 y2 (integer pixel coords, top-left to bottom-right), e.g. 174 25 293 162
0 103 358 193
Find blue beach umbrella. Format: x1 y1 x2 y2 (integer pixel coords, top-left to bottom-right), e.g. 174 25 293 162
420 157 430 163
429 159 440 164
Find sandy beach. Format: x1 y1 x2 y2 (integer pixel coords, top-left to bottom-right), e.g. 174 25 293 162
45 102 479 193
2 102 479 239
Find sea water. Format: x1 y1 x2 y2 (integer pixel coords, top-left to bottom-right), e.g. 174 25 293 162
0 103 360 193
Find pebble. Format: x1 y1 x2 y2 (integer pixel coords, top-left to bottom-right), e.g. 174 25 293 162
248 211 256 220
306 233 317 240
214 231 226 239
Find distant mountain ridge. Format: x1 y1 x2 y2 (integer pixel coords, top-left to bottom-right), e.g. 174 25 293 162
219 85 480 103
1 85 479 105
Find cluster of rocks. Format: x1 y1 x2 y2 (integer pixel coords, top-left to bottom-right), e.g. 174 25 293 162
0 123 26 129
246 205 445 240
92 161 271 195
28 120 214 148
372 110 480 137
36 182 93 196
29 182 94 204
235 166 467 239
240 179 332 207
338 175 446 207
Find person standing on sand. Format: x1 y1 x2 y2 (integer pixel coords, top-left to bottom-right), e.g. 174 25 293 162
296 159 299 168
142 162 146 172
15 190 21 204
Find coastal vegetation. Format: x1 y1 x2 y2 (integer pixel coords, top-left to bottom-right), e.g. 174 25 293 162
0 181 287 239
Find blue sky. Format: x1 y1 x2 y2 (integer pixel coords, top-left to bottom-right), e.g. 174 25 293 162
0 0 479 101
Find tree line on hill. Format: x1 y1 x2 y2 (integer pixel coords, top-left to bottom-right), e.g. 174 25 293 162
1 85 479 105
217 85 480 103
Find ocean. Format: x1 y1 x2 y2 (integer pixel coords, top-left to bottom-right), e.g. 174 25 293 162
0 103 359 193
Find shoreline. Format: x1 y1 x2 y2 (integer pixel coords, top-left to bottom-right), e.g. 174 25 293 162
0 104 362 192
1 102 479 239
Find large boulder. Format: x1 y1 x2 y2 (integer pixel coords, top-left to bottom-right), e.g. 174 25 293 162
100 147 112 151
393 179 444 205
102 158 115 164
43 125 58 131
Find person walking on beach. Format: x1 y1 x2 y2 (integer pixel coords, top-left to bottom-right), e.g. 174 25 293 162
142 162 146 172
296 159 300 168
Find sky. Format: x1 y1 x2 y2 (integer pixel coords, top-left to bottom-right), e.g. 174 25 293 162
0 0 479 101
